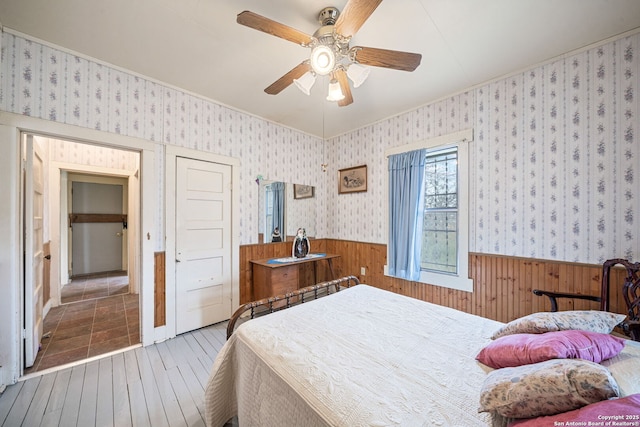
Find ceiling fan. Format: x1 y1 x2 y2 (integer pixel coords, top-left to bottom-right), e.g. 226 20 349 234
237 0 422 106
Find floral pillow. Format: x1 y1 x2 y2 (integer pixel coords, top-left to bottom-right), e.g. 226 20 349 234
491 310 627 340
602 339 640 397
478 359 620 418
508 394 640 426
477 330 625 369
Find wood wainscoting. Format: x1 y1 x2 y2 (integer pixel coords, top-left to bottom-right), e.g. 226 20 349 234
386 254 628 324
154 252 166 327
240 239 630 324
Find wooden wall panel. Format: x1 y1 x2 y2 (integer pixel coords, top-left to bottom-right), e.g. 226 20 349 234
239 239 631 323
240 241 290 303
154 252 166 327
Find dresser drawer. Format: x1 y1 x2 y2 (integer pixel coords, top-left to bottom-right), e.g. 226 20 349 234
252 263 299 301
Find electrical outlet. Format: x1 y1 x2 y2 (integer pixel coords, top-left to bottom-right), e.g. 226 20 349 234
360 267 366 275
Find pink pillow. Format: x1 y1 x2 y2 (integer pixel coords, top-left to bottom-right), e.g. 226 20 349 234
477 329 625 369
508 394 640 426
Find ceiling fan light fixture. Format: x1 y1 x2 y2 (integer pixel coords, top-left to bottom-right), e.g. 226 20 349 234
326 79 345 101
237 5 422 106
293 71 316 95
347 63 370 88
310 45 336 76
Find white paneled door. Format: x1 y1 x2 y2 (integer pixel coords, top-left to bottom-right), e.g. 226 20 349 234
175 157 232 334
24 135 44 368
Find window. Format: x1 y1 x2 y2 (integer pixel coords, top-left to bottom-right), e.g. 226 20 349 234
385 130 473 292
422 148 458 274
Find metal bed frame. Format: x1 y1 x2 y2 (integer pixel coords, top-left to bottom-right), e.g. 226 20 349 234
226 275 360 339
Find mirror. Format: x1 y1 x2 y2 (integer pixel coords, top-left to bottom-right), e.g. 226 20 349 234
258 180 317 243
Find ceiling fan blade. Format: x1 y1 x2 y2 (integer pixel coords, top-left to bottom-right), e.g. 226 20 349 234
334 0 383 38
352 46 422 71
264 62 311 95
335 68 353 107
237 11 313 45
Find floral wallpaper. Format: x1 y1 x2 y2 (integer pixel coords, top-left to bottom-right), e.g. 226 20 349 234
0 30 325 249
473 35 638 263
328 33 639 264
48 137 140 171
1 28 638 264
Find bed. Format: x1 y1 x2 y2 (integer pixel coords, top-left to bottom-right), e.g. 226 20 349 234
205 279 640 427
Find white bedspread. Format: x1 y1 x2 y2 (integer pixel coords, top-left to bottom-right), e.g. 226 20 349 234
205 284 505 427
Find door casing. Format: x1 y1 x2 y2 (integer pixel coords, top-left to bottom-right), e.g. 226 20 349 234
0 111 156 384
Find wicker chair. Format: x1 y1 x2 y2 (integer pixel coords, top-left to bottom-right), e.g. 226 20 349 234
533 258 640 342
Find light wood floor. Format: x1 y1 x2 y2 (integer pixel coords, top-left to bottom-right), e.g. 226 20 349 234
0 321 228 427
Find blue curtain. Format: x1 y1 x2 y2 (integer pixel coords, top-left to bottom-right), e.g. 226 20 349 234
388 149 427 281
272 182 285 236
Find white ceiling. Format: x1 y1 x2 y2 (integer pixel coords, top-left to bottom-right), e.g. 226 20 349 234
1 0 640 138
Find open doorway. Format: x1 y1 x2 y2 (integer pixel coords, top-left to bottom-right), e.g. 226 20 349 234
22 133 141 374
63 175 129 303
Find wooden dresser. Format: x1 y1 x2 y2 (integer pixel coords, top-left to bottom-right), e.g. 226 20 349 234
250 253 340 301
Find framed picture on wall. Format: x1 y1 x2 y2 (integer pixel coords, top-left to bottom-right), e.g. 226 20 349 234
338 165 367 194
293 184 314 199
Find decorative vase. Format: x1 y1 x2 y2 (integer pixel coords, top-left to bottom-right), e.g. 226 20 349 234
292 228 310 258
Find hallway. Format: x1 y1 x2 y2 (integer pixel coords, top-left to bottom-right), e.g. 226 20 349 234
25 274 139 374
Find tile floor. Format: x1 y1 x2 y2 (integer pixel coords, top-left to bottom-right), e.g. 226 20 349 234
24 273 139 374
60 270 129 304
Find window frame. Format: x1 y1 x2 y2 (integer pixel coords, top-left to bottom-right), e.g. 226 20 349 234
384 129 474 292
422 147 460 275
